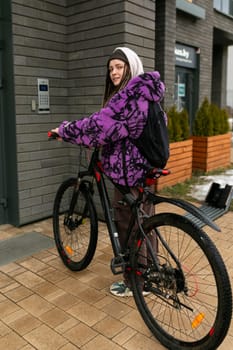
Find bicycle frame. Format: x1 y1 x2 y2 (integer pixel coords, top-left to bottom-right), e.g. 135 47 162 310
73 147 220 275
50 135 232 350
47 129 220 232
75 148 141 274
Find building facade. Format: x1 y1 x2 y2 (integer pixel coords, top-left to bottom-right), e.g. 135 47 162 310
0 0 233 226
227 46 233 108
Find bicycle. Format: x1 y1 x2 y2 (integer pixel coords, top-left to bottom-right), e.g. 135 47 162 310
48 132 232 350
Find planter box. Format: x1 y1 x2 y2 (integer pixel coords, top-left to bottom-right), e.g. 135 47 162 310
155 139 193 191
191 133 231 172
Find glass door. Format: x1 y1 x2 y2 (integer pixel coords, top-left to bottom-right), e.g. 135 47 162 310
0 46 7 223
175 67 197 130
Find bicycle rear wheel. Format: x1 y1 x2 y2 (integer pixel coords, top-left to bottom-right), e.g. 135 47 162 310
130 213 232 350
53 178 98 271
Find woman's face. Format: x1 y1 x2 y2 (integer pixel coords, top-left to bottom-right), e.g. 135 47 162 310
109 59 126 86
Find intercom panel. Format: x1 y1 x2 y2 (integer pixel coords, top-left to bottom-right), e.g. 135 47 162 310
37 78 50 113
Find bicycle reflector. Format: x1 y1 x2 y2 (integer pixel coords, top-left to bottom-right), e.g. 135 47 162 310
65 245 74 255
192 313 205 329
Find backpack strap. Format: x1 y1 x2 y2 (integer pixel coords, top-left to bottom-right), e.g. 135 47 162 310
122 139 130 190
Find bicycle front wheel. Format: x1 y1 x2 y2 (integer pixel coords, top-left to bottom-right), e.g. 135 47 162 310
53 178 98 271
130 213 232 350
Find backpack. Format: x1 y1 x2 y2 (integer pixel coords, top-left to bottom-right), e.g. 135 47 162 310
131 101 170 168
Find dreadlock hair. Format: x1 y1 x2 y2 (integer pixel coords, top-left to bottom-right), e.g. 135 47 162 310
102 63 131 107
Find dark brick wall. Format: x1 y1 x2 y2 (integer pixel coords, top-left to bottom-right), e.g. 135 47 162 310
11 0 157 224
176 0 232 109
155 0 176 108
176 0 214 105
6 0 233 225
12 0 69 224
124 0 155 71
66 0 156 117
67 0 125 116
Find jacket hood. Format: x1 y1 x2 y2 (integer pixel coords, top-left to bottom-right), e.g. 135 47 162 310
126 71 165 102
114 47 144 78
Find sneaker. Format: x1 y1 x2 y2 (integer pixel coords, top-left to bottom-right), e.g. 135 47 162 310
110 281 133 297
110 281 150 297
142 289 150 296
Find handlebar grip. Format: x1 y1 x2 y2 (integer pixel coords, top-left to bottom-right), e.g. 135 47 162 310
161 169 171 176
48 131 59 140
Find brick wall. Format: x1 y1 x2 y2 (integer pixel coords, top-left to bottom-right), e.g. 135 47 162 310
66 0 156 220
66 0 156 117
11 0 156 225
176 0 214 104
5 0 233 225
155 0 176 108
124 0 155 70
12 0 69 224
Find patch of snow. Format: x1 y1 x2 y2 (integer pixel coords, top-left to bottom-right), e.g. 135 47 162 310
189 169 233 201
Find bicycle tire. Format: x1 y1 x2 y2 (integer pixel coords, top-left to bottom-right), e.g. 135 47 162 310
53 177 98 271
130 212 232 350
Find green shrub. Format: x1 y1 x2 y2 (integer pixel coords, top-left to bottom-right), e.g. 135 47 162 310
210 103 220 136
220 108 230 134
192 97 213 136
167 106 190 142
192 97 230 136
179 109 190 141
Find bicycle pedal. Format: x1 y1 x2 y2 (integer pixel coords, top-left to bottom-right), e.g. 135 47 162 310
111 256 127 275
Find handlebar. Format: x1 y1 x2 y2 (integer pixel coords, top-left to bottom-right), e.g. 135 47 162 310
48 131 60 140
47 130 170 186
145 168 170 186
147 168 170 177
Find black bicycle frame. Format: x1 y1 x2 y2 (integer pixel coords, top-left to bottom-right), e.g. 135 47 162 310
76 148 133 258
75 148 220 273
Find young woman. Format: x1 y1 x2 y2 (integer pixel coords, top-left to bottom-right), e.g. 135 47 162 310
52 47 166 297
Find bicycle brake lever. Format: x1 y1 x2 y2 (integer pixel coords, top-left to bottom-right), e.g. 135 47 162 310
48 131 59 140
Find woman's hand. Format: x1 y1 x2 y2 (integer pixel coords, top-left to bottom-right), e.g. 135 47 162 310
51 128 59 134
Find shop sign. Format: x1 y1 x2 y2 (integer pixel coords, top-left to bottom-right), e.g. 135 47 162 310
175 43 197 68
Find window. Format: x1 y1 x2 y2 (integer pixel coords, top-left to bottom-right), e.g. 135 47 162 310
214 0 233 16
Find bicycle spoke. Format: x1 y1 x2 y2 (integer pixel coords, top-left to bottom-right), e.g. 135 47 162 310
53 178 98 271
130 213 232 350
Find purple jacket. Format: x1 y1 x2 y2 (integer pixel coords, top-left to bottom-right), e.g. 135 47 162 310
58 71 166 186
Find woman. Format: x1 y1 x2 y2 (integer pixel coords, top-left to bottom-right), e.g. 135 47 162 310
52 47 166 297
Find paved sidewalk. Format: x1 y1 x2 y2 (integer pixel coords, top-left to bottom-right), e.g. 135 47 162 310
0 205 232 350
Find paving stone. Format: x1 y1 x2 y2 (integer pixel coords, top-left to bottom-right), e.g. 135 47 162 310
0 215 232 350
24 324 67 349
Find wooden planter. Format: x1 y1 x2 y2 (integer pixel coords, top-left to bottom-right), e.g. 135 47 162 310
191 133 231 172
155 139 193 191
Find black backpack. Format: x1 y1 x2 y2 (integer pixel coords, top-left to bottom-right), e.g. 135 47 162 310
132 101 169 168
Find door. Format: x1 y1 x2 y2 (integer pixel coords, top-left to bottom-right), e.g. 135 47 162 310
0 46 7 223
175 67 197 131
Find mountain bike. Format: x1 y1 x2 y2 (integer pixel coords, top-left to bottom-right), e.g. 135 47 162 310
48 132 232 350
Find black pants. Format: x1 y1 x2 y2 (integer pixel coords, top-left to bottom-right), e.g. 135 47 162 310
113 187 157 288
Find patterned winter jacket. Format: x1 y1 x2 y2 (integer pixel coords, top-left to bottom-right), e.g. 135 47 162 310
58 71 166 187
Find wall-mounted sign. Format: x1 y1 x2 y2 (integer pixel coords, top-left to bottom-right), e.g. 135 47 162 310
178 83 186 97
175 43 198 68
